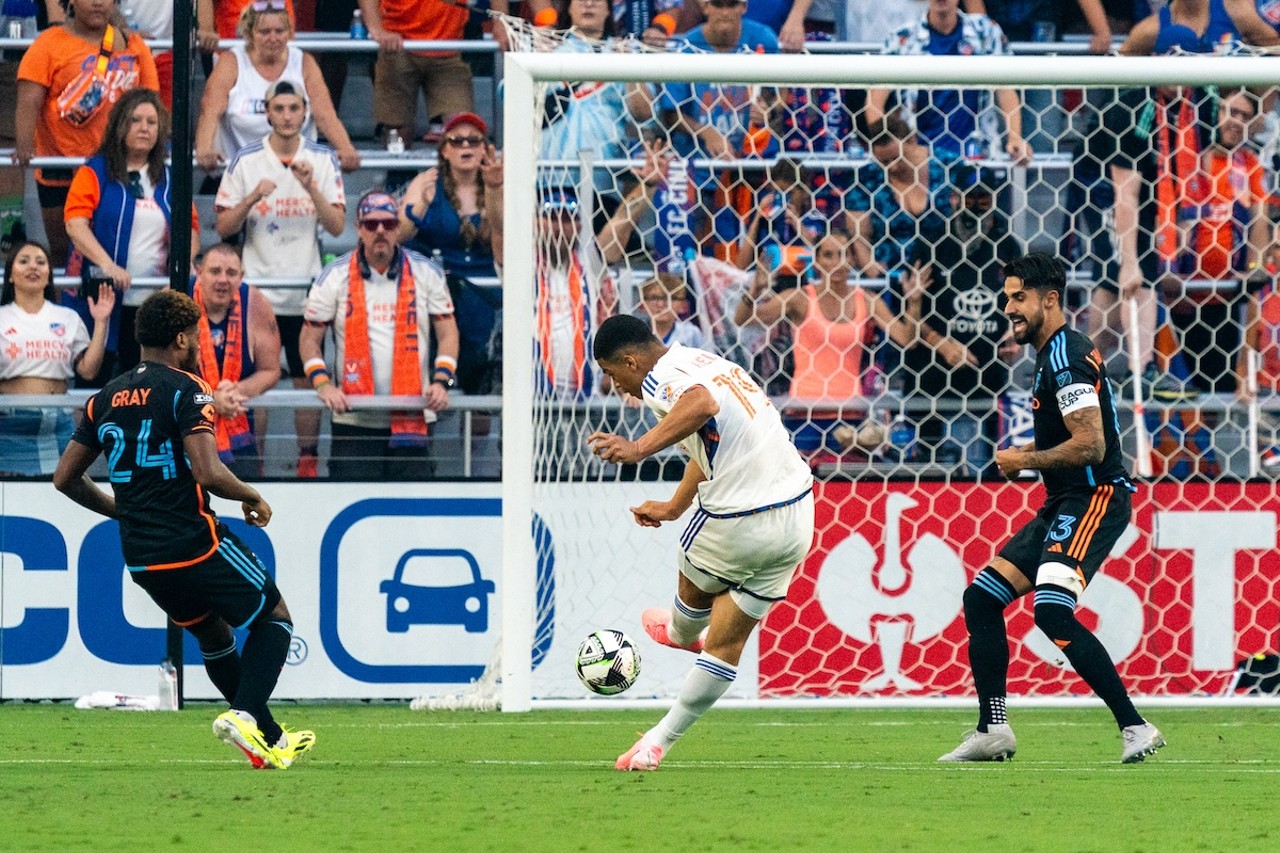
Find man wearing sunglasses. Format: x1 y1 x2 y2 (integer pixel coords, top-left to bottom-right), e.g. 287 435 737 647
299 191 460 480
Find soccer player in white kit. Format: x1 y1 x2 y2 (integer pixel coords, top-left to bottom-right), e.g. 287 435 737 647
589 315 815 771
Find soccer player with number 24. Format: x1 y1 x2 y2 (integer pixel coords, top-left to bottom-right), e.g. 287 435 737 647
54 290 313 770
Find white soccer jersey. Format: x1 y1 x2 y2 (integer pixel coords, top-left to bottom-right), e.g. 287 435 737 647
643 342 812 516
303 248 454 429
217 136 345 315
0 301 91 381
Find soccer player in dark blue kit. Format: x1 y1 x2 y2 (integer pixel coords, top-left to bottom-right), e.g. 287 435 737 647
54 289 313 770
939 253 1164 764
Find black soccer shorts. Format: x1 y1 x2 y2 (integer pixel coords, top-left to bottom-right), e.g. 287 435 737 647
998 483 1132 588
129 525 281 630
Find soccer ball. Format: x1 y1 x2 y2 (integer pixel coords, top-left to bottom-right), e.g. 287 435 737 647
575 630 641 695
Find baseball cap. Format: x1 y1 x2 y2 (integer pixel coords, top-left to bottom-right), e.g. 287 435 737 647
539 185 578 214
442 111 488 137
357 191 399 222
264 78 307 106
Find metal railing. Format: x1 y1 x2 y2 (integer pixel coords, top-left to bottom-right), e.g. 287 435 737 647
3 390 503 479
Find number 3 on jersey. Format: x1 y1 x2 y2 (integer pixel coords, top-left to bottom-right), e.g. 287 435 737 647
98 418 178 483
711 367 764 418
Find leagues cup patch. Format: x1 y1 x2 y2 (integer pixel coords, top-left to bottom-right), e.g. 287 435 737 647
1056 383 1098 415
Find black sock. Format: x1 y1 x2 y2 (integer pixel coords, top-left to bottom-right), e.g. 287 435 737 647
964 570 1017 732
1033 587 1144 729
201 641 241 704
233 619 292 745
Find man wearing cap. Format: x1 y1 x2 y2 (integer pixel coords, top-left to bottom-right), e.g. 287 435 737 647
357 0 509 147
215 78 347 477
896 163 1024 476
299 191 460 480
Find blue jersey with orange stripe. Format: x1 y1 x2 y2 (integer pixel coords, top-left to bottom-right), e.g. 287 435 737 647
1031 326 1130 494
71 361 222 570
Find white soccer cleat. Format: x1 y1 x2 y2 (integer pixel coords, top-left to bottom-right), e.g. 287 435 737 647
615 736 664 771
641 607 705 653
938 724 1017 762
1120 722 1165 764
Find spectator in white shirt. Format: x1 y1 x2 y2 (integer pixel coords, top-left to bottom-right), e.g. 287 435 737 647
215 78 346 477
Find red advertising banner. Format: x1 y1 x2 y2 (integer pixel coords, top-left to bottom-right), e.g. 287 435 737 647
760 482 1280 697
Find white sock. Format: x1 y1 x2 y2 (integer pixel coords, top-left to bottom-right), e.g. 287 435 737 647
648 653 736 751
669 595 711 647
230 708 257 726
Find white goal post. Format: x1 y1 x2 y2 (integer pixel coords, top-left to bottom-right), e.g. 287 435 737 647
499 53 1280 712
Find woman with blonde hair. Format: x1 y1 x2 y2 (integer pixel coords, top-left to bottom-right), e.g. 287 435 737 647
196 0 359 174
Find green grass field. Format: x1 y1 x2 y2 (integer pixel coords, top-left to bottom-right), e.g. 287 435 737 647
0 703 1275 852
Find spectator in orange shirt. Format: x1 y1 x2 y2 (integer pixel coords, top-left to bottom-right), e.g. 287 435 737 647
357 0 510 147
15 0 159 267
1167 87 1270 396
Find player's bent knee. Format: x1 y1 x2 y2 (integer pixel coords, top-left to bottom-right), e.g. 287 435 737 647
189 615 234 649
1032 583 1081 641
1033 603 1077 640
1037 562 1085 597
263 595 291 626
962 572 1012 619
962 582 998 614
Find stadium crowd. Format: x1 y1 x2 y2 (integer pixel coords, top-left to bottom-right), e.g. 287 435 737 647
3 0 1280 481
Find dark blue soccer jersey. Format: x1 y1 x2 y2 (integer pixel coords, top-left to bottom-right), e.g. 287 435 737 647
71 361 222 570
1031 326 1131 494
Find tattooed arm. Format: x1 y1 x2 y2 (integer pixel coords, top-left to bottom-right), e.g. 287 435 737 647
996 407 1104 478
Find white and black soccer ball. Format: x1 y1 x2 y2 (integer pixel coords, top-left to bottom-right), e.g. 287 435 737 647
575 630 641 695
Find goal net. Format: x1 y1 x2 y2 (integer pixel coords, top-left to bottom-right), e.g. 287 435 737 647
491 42 1280 710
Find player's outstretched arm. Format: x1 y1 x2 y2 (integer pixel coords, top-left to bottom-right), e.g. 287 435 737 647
183 431 272 527
53 440 117 519
635 385 718 458
589 386 718 465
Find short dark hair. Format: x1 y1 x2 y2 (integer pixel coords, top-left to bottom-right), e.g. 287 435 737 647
201 242 243 264
135 289 202 347
594 314 659 362
1003 252 1066 303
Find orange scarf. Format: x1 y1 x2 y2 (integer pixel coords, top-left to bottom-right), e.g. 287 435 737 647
343 249 427 443
536 252 586 393
1154 90 1200 265
194 282 251 458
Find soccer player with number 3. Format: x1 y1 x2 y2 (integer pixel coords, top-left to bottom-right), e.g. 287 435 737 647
54 290 313 770
588 315 814 771
941 253 1164 764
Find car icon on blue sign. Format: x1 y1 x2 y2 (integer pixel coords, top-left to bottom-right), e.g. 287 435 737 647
380 548 495 633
